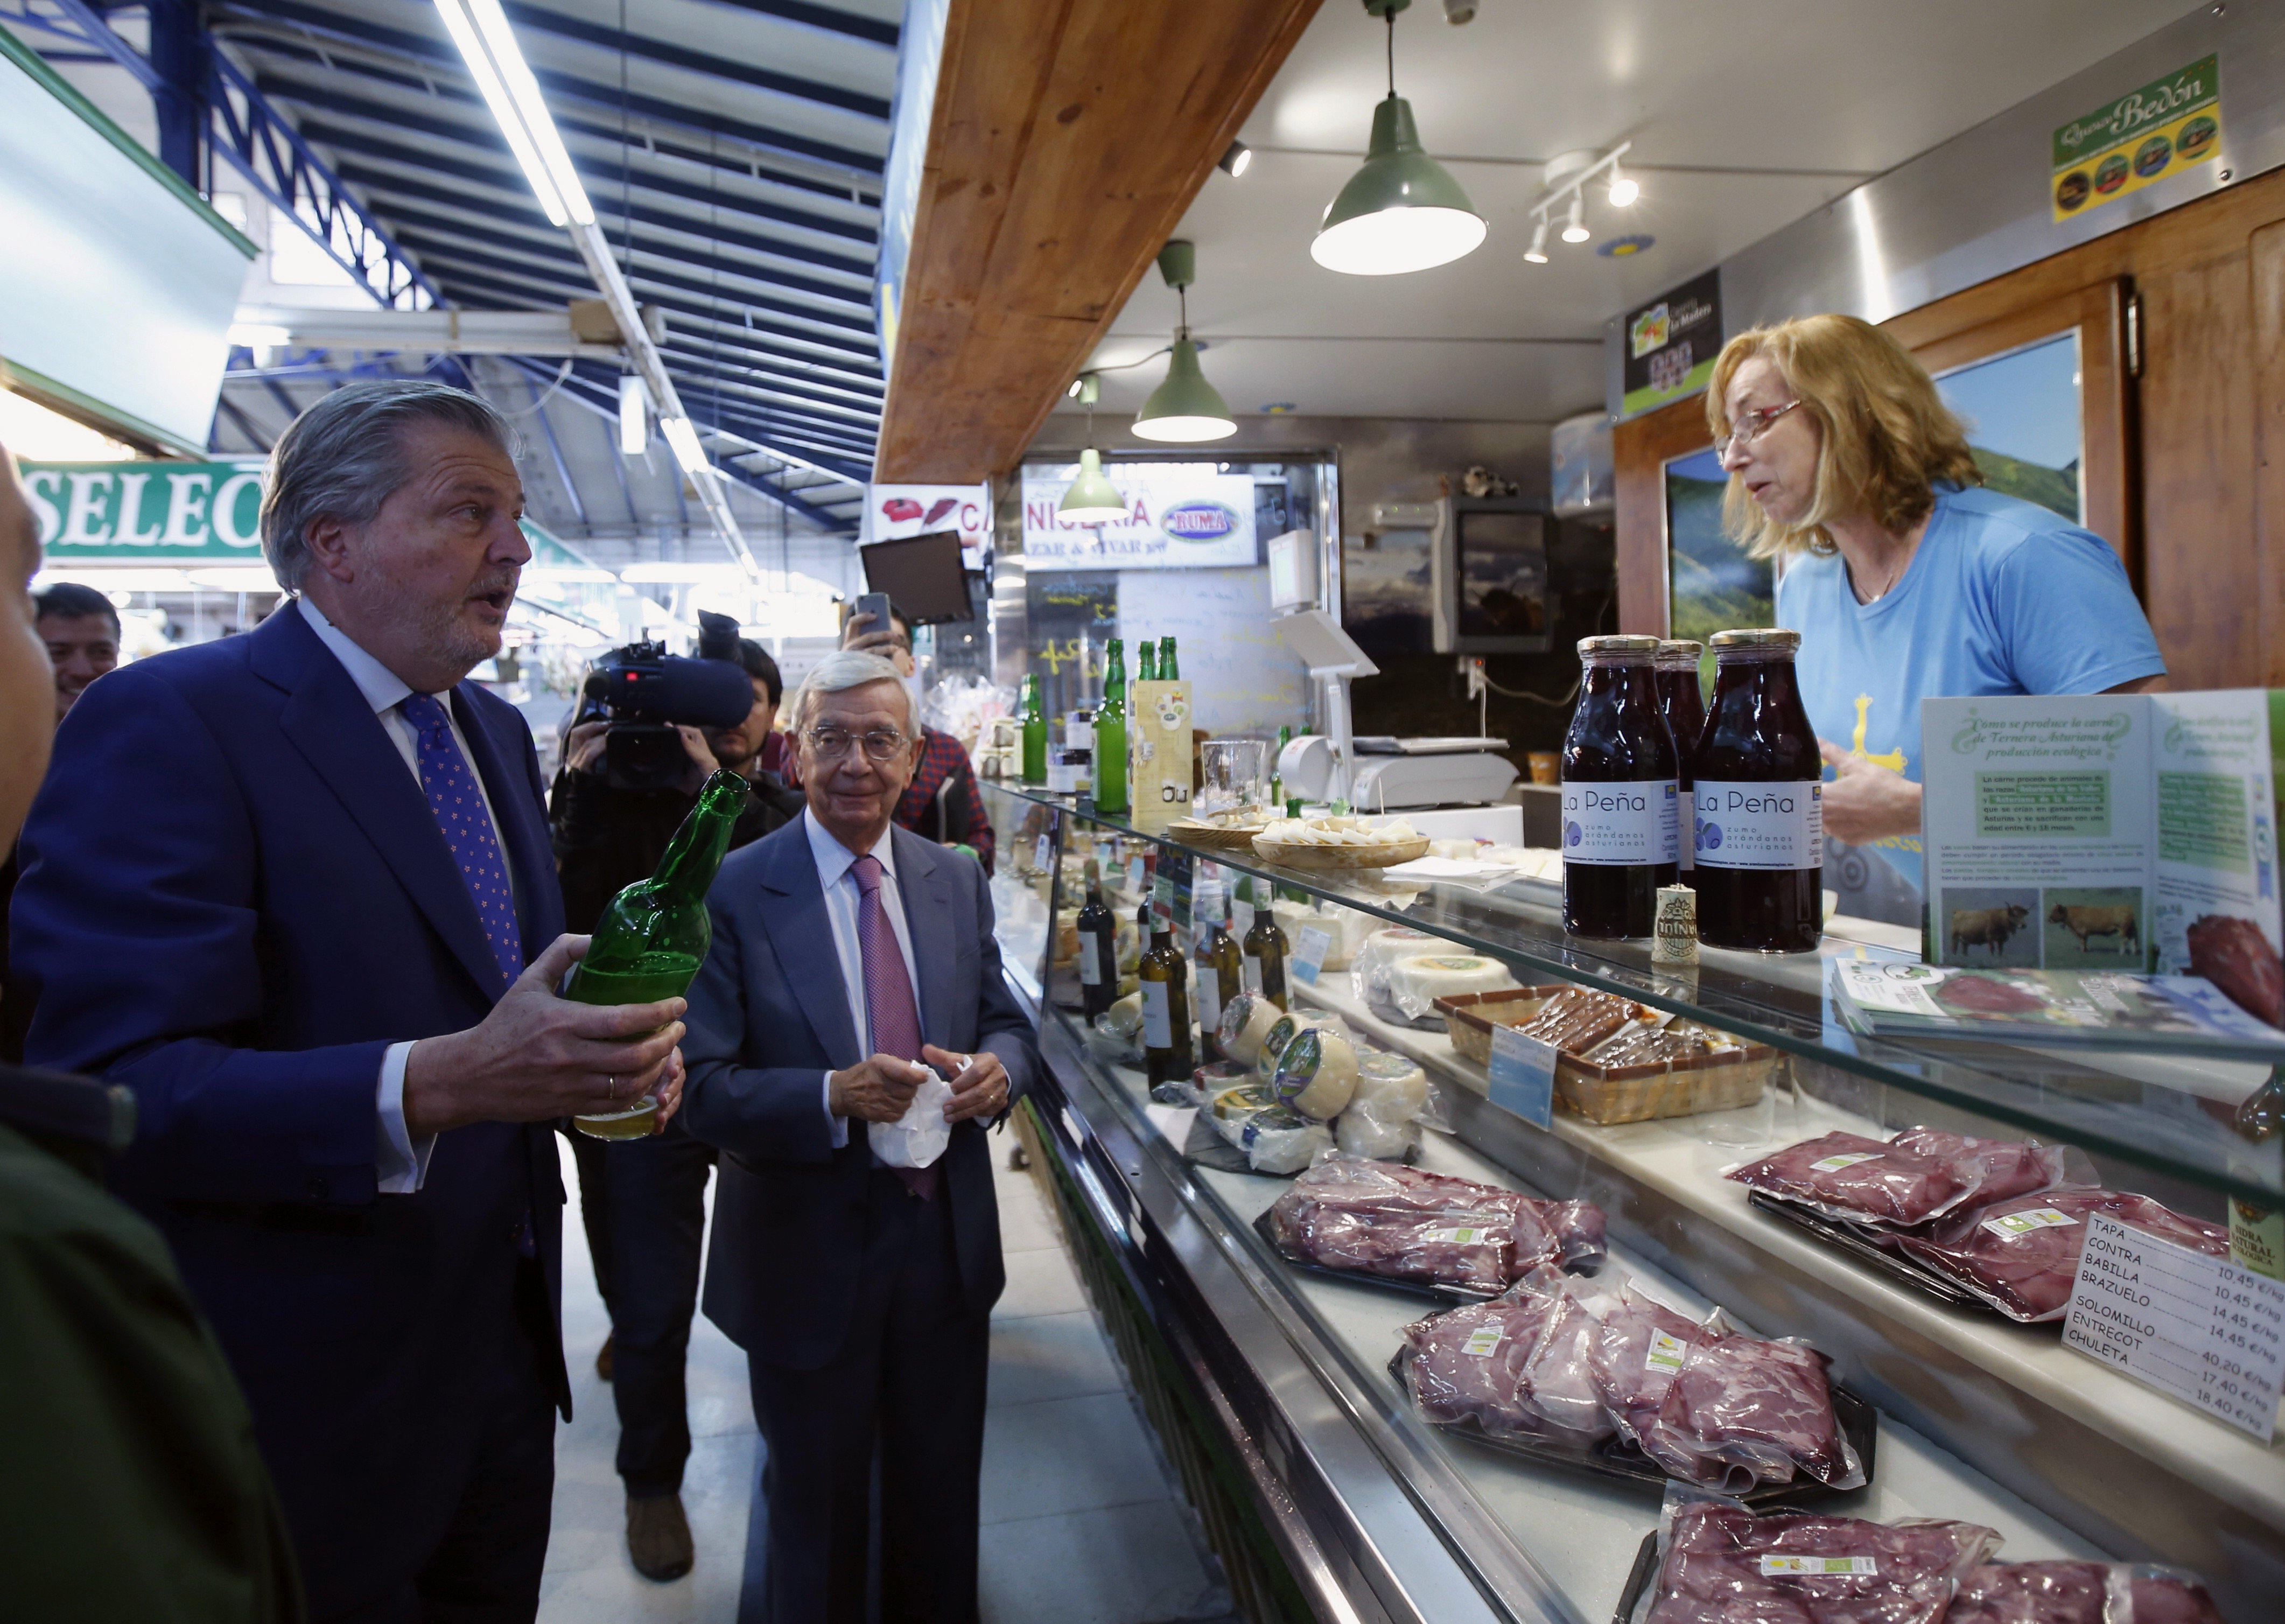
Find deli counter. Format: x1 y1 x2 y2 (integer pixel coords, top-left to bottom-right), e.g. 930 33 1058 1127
974 779 2283 1624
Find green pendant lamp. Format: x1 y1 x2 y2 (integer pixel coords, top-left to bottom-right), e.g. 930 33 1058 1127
1131 240 1236 444
1058 375 1129 523
1311 1 1485 277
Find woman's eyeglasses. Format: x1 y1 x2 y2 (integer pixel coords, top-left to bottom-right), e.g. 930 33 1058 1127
1719 398 1803 457
805 726 911 763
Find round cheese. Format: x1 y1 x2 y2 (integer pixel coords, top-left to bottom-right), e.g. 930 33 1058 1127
1350 1049 1429 1119
1271 1029 1359 1121
1216 994 1282 1066
1101 991 1145 1039
1388 954 1515 1006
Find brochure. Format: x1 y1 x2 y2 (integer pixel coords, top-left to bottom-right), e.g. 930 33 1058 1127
1919 691 2284 1026
1831 960 2285 1056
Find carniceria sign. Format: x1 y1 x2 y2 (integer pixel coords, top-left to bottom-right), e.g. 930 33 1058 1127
22 460 267 561
1019 465 1257 570
2051 54 2220 223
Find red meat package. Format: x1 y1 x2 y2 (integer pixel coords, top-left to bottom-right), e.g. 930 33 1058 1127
1266 1158 1607 1290
1398 1274 1615 1449
1588 1284 1724 1449
1643 1334 1865 1491
1643 1499 1999 1624
1279 1203 1517 1292
1946 1560 2225 1624
1884 1128 2077 1209
1727 1130 1972 1227
1897 1189 2230 1323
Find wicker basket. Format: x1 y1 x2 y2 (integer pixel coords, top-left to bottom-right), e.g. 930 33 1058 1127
1250 834 1432 870
1434 988 1776 1125
1165 820 1270 851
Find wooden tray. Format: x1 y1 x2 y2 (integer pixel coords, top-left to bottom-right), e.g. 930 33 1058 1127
1251 834 1432 869
1436 989 1777 1124
1165 820 1270 850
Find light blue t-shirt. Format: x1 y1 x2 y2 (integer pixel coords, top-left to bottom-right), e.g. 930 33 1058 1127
1774 484 2163 901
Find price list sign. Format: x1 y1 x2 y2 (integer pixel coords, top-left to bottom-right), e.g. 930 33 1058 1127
2063 1212 2285 1440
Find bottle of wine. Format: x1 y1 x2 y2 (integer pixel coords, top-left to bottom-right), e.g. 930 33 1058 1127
1137 639 1158 683
1242 896 1290 1011
1191 880 1243 1058
1074 859 1117 1020
1159 636 1179 680
1019 673 1047 785
566 769 747 1137
1095 641 1129 815
1139 917 1194 1087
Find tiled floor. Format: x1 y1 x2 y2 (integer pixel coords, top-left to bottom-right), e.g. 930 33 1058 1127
537 1133 1239 1624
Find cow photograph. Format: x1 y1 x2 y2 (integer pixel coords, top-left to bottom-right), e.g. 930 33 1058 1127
2041 886 2150 969
1940 887 2041 967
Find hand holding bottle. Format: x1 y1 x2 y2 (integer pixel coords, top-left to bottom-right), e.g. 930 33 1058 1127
403 934 686 1136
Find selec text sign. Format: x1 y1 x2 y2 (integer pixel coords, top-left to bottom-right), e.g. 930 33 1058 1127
22 460 267 561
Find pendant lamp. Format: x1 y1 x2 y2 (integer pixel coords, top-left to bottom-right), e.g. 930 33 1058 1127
1057 375 1129 523
1132 241 1236 444
1311 1 1485 277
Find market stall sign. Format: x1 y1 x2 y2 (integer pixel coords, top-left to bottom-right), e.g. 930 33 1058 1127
865 481 991 568
22 460 266 561
1020 466 1257 570
1620 270 1722 419
2051 54 2220 223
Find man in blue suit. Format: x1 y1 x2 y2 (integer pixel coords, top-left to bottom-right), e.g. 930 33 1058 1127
682 650 1039 1624
10 381 687 1622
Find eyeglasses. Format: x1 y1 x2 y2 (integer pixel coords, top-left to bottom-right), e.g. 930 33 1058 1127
1719 398 1803 457
805 725 912 763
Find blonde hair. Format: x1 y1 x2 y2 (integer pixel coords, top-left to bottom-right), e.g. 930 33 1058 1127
1705 314 1981 561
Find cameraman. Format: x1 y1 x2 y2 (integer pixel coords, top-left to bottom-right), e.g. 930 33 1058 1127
547 636 798 1584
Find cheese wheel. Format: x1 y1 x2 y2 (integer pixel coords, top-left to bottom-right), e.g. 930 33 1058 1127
1216 994 1282 1066
1101 991 1145 1039
1388 954 1515 1005
1350 1049 1429 1119
1271 1029 1359 1121
1364 926 1441 965
1207 1081 1280 1148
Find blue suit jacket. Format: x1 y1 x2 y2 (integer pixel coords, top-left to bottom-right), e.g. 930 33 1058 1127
681 817 1039 1369
9 603 568 1613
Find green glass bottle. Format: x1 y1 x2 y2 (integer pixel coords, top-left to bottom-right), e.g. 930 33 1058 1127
1241 888 1289 1011
1137 640 1158 683
1159 636 1179 680
1019 673 1047 785
1095 640 1130 815
566 769 747 1137
1268 723 1292 808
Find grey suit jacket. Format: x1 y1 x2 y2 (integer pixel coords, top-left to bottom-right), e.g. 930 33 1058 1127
681 817 1040 1368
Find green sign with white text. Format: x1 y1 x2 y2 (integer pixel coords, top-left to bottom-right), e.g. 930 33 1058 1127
22 460 268 561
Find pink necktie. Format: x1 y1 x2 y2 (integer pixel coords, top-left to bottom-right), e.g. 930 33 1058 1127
852 853 936 1200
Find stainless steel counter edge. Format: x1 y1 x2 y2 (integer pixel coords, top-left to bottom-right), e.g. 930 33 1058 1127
1025 1006 1588 1624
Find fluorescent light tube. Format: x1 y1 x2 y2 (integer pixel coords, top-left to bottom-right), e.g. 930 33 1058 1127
462 0 593 225
432 0 591 226
617 373 648 455
659 414 710 477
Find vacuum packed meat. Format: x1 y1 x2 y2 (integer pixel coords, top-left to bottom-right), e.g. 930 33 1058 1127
1265 1158 1607 1286
1645 1334 1863 1489
1886 1127 2072 1209
1897 1188 2230 1322
1589 1284 1716 1447
1726 1130 1967 1227
1946 1561 2225 1624
1278 1203 1517 1292
1513 985 1638 1053
1400 1289 1615 1447
1644 1501 1999 1624
1585 1023 1713 1067
2186 911 2285 1026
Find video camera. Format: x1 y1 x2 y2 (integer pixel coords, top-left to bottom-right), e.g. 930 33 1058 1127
581 609 756 790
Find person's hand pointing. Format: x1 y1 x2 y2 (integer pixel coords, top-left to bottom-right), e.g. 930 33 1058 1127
1817 740 1923 847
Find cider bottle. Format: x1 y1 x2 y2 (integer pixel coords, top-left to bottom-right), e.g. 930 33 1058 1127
1019 673 1047 785
1095 641 1130 815
1655 640 1707 876
1137 640 1158 683
1159 636 1179 680
1560 635 1680 938
1693 628 1822 951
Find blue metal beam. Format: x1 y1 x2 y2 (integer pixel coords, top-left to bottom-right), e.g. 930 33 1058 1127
497 2 889 121
525 369 588 528
688 0 898 48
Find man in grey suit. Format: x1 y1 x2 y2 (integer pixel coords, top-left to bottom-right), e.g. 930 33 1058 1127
681 649 1038 1624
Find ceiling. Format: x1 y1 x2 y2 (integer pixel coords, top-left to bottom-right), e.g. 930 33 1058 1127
1070 0 2195 428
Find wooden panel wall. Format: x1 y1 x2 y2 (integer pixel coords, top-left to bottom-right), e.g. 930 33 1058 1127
874 0 1323 484
1614 166 2285 688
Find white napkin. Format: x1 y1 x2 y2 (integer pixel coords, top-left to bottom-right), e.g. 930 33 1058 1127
868 1068 953 1169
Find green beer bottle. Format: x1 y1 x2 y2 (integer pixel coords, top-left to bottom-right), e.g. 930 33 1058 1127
1095 641 1130 815
1137 640 1158 683
1019 673 1047 785
566 768 747 1137
1159 636 1178 680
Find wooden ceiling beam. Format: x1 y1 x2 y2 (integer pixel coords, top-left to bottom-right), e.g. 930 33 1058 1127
874 0 1324 482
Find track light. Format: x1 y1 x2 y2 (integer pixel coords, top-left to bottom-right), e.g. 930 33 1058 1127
1561 194 1590 243
433 0 592 227
1219 141 1253 179
1523 219 1549 264
1608 166 1638 207
617 373 648 455
1441 0 1477 19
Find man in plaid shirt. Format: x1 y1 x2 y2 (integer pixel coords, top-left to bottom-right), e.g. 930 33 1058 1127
840 605 994 873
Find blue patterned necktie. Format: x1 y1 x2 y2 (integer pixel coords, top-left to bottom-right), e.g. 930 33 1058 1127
401 692 524 991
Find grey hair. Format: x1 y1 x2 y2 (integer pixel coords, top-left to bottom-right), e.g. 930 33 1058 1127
259 380 516 592
793 650 920 736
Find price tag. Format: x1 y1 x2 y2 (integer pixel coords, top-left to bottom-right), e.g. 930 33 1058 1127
1291 925 1333 985
2063 1212 2285 1440
1487 1024 1557 1129
1033 835 1052 874
1126 855 1146 893
1460 1325 1505 1357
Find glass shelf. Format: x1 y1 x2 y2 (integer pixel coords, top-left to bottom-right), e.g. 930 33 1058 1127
978 780 2285 1206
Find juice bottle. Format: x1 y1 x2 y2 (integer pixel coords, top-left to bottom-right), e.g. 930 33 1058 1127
1692 628 1822 951
1655 640 1707 877
1560 635 1680 938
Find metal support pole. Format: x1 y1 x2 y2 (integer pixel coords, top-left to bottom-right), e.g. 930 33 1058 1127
147 0 208 190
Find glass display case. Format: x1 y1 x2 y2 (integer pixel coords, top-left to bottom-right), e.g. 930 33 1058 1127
976 778 2280 1624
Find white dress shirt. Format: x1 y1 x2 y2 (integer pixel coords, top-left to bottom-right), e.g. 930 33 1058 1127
801 807 922 1148
298 596 516 1194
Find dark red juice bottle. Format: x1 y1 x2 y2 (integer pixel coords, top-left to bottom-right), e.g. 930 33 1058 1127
1655 640 1707 878
1561 635 1680 937
1692 628 1822 951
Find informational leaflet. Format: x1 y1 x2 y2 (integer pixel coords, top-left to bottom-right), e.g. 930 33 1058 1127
1487 1024 1558 1128
2063 1212 2285 1440
1289 925 1333 986
1920 694 2284 1005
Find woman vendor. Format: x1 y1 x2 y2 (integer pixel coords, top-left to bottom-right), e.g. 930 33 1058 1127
1708 314 2165 925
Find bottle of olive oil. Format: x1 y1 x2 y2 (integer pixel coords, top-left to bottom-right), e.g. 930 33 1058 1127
1075 859 1117 1021
1138 917 1194 1086
1242 893 1289 1011
1191 880 1244 1058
